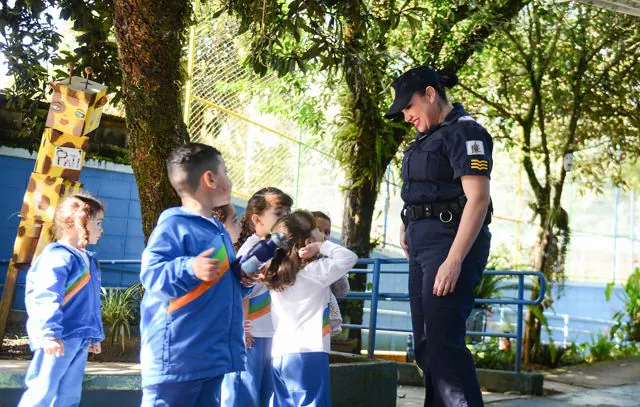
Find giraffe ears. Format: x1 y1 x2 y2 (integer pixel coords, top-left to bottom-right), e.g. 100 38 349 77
96 96 108 107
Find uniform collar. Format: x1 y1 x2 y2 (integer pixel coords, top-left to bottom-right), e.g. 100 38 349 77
52 242 95 265
415 103 468 141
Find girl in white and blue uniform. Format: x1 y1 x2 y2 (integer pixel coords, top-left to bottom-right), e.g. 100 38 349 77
262 210 358 407
222 187 293 407
19 194 105 407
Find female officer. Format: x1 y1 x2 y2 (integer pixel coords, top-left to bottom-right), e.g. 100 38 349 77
385 65 492 407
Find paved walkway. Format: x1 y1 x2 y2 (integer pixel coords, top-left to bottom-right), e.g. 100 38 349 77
396 386 528 406
398 357 640 406
3 357 640 406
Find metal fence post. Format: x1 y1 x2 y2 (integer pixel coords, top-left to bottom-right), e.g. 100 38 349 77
368 258 382 358
515 274 524 374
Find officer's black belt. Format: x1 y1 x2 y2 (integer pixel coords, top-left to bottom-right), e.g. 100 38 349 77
402 196 492 225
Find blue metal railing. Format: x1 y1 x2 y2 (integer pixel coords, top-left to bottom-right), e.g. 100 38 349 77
1 257 546 373
342 258 546 374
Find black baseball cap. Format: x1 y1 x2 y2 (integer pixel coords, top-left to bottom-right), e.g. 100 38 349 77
384 65 443 119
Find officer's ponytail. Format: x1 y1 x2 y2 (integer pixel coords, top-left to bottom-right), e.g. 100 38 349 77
413 69 457 104
435 71 457 104
439 71 458 88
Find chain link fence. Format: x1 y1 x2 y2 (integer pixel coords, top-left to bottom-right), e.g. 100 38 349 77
186 4 345 224
186 3 639 284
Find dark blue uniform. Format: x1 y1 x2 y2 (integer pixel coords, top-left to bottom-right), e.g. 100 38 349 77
402 103 492 407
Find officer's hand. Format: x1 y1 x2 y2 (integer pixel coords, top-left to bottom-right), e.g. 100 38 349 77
192 247 222 282
433 258 462 296
89 342 102 354
399 224 409 258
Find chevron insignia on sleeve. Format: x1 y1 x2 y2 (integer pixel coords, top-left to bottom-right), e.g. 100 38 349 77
470 159 489 170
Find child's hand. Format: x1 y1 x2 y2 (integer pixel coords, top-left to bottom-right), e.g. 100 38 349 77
244 320 254 348
44 338 64 357
192 247 222 282
298 242 323 260
89 343 101 354
245 333 255 349
240 272 258 287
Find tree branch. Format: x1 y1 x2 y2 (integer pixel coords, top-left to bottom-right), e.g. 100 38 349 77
424 1 471 64
440 0 531 73
521 122 546 204
503 29 530 66
532 4 552 190
458 82 521 124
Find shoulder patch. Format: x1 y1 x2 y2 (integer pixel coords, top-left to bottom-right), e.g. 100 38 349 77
466 140 485 156
458 116 476 122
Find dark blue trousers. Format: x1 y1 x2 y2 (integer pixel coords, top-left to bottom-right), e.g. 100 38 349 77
407 219 490 407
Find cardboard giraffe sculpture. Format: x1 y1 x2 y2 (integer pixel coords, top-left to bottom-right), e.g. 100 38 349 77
0 66 108 345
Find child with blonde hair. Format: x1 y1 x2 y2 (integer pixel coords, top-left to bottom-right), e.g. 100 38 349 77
19 193 105 406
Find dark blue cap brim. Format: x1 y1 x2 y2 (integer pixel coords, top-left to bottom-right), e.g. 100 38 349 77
384 92 413 119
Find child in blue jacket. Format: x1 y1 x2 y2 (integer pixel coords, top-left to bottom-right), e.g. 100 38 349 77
19 194 105 407
140 143 247 406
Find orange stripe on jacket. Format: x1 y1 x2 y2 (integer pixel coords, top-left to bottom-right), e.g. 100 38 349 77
62 270 91 306
168 245 230 314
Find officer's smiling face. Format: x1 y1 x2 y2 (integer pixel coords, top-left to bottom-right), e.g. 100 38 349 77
402 87 439 132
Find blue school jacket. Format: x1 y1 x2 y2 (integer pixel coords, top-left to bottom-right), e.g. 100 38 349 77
140 207 246 386
25 242 104 350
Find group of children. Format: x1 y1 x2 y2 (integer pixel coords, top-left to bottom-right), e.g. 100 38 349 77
18 142 357 407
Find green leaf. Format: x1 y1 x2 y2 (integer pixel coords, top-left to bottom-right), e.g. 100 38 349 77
605 281 615 302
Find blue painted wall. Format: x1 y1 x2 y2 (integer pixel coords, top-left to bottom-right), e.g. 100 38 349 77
0 154 144 310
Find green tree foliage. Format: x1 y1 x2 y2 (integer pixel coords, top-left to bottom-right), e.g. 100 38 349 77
1 0 187 239
217 0 532 350
457 1 640 364
606 268 640 342
1 1 121 137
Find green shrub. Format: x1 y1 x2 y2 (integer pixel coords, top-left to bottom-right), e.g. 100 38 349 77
559 342 586 366
101 282 143 351
469 338 515 370
587 332 616 363
606 268 640 342
529 340 566 368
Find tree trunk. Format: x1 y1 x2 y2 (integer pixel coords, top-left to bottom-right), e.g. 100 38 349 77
112 0 190 239
523 217 552 364
341 175 379 350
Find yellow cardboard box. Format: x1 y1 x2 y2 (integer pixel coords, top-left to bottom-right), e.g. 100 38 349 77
34 128 89 181
19 173 83 223
46 76 108 137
